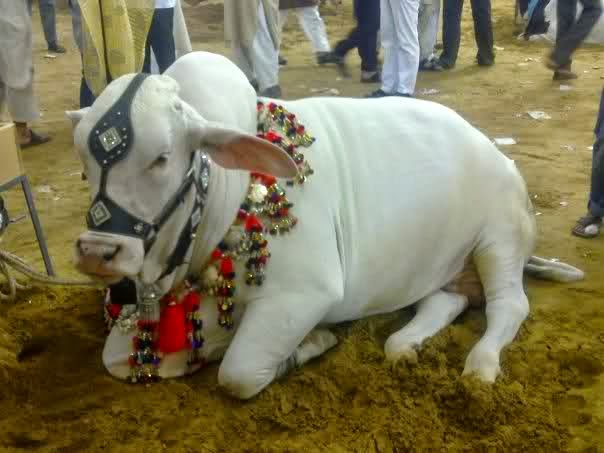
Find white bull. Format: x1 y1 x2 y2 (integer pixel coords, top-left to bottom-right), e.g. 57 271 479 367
68 51 583 399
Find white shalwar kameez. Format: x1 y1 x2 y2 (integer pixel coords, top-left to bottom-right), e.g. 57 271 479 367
0 0 39 123
225 0 280 92
380 0 421 96
418 0 440 63
279 6 331 53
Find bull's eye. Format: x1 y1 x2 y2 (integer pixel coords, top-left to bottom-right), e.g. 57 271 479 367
151 153 169 169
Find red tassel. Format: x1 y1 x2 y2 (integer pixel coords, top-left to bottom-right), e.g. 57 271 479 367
158 303 187 354
106 303 122 320
183 291 201 313
220 257 234 277
245 214 264 232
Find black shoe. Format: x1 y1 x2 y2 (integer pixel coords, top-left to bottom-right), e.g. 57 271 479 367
394 92 412 98
476 54 494 67
419 57 445 72
360 71 381 83
48 42 66 54
364 89 391 98
278 55 288 66
317 52 336 65
436 56 455 70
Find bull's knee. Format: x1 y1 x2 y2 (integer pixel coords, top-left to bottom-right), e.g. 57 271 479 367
218 362 276 400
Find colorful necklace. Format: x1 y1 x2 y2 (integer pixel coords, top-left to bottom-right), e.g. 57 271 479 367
103 101 316 383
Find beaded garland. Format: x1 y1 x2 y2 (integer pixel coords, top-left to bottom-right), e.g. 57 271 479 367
103 101 315 381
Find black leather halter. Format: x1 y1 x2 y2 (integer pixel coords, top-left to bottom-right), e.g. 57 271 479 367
86 74 210 281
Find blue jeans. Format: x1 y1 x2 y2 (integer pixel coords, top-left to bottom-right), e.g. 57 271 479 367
27 0 59 47
588 90 604 217
143 8 176 74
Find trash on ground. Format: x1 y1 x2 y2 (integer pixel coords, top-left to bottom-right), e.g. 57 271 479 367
494 137 517 146
527 111 551 120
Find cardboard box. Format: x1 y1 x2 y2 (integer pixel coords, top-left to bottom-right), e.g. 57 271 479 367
0 123 24 185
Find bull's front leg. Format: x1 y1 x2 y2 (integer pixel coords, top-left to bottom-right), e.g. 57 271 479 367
218 293 339 399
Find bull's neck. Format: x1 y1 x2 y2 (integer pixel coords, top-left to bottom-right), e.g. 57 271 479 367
185 163 250 281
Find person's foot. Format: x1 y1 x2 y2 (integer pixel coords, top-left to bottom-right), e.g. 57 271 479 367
48 42 66 54
477 54 494 67
259 85 282 98
435 56 455 70
393 92 413 98
419 57 446 72
19 129 51 149
278 55 288 66
360 71 381 83
572 213 602 238
316 52 336 65
552 63 578 80
331 53 351 78
364 89 391 98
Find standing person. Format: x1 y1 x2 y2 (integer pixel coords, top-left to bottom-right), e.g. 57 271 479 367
418 0 440 70
572 89 604 238
279 0 334 65
433 0 495 70
143 0 177 74
225 0 282 97
545 0 602 80
367 0 420 97
331 0 381 83
27 0 66 54
1 0 50 148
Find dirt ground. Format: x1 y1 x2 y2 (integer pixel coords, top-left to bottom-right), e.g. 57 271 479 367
1 1 603 451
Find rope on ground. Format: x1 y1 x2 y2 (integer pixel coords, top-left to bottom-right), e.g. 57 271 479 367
0 249 102 302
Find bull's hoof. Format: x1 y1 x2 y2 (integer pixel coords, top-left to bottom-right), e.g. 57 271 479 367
384 343 419 366
462 344 500 382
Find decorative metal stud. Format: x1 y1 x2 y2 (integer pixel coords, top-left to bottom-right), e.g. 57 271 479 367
89 201 112 226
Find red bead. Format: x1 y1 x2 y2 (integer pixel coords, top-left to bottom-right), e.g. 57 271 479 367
287 113 296 121
279 208 289 217
259 256 268 265
220 257 234 277
268 103 277 112
296 125 305 134
237 209 248 220
264 131 282 143
211 249 223 261
245 214 264 232
106 303 122 320
128 355 136 366
251 172 277 186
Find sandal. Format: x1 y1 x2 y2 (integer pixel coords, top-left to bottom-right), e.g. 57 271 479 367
571 214 602 238
20 130 51 149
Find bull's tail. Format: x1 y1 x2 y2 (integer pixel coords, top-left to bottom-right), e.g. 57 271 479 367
524 256 584 282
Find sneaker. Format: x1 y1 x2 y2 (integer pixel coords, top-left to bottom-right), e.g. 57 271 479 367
278 55 288 66
259 85 282 98
552 62 577 80
360 71 381 83
48 42 66 54
364 89 391 98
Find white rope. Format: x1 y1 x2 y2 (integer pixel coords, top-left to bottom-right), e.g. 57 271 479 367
0 249 102 302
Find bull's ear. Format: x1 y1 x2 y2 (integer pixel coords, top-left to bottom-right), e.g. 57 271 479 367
192 121 299 179
66 107 91 129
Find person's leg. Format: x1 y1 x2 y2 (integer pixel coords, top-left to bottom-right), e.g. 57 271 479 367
251 1 280 95
418 0 440 63
297 6 331 54
5 79 50 147
439 0 464 68
358 0 380 73
70 0 83 54
392 0 420 95
470 0 494 65
377 0 397 94
572 92 604 238
146 8 176 74
551 0 602 67
38 0 65 52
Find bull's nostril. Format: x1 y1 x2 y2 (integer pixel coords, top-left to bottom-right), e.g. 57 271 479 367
102 245 121 262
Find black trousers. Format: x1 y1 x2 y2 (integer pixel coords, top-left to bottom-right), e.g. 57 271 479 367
143 8 176 74
333 0 380 72
589 90 604 217
551 0 602 66
440 0 494 67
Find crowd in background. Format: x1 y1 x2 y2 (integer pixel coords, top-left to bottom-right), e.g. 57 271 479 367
0 0 602 236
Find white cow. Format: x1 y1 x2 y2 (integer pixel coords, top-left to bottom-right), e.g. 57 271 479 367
68 51 583 399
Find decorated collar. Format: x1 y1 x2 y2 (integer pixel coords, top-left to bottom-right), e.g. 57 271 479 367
104 101 316 383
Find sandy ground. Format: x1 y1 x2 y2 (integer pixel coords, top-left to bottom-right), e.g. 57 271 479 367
0 1 603 451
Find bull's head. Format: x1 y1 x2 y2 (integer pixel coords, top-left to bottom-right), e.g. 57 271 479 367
67 73 297 291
